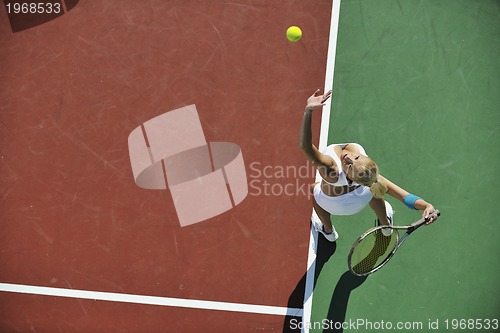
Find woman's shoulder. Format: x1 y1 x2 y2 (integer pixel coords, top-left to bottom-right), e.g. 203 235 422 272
327 143 361 155
344 143 361 154
333 142 367 156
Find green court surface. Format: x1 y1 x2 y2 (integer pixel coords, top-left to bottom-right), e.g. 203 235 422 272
310 0 500 332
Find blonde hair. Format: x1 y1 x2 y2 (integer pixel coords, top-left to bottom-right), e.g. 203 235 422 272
353 157 388 199
370 178 388 199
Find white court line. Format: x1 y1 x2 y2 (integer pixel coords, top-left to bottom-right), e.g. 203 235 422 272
302 0 342 332
0 283 303 317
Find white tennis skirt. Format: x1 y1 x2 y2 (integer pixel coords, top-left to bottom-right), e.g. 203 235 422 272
313 183 373 216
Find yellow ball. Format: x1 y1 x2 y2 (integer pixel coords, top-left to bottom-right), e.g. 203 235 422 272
286 26 302 42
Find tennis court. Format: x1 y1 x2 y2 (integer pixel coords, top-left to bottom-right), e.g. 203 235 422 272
1 1 499 332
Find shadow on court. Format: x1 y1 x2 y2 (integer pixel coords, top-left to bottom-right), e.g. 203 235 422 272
323 272 367 332
283 231 338 333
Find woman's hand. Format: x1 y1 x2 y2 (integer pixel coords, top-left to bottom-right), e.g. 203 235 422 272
305 89 332 111
423 204 439 225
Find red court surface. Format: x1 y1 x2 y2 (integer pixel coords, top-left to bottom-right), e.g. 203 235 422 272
0 0 333 331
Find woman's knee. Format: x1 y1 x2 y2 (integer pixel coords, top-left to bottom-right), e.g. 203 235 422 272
369 196 384 208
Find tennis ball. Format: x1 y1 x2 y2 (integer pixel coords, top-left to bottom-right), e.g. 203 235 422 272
286 26 302 42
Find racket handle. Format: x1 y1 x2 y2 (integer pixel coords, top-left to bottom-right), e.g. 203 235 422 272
410 210 441 228
426 209 441 221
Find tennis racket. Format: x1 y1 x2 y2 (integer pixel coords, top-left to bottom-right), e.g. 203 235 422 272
348 210 441 276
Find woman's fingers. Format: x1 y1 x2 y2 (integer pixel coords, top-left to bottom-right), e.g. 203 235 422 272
321 90 332 103
307 89 332 109
424 210 439 225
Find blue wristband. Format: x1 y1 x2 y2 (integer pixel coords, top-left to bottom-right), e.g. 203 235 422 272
403 194 421 210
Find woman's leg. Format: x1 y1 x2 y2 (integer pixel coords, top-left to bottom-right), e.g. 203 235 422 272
369 197 393 225
310 183 334 233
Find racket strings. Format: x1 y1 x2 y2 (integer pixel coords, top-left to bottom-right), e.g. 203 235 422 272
350 229 398 275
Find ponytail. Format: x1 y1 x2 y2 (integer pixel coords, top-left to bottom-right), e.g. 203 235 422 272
369 178 388 199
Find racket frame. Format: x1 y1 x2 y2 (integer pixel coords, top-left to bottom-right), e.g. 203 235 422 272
348 210 441 276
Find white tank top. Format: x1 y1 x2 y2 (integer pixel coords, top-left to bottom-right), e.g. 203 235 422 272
320 143 368 187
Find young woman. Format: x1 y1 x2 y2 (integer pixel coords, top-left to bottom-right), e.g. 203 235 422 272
299 89 439 241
